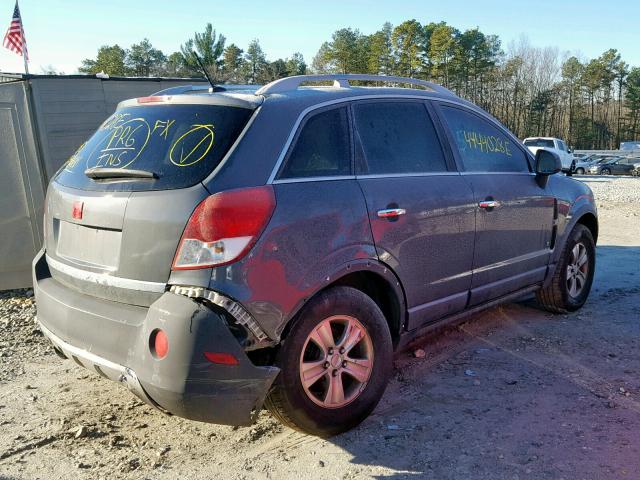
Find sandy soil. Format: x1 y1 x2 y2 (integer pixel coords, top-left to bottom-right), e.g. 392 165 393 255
1 176 639 480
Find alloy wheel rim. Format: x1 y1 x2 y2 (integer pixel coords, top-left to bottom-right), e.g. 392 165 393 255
299 315 374 409
566 242 589 298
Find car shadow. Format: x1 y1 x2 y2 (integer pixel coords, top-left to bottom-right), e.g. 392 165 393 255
318 245 640 479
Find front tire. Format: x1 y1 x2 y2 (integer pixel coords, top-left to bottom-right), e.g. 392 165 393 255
536 224 595 313
575 167 585 174
265 286 393 437
602 168 611 175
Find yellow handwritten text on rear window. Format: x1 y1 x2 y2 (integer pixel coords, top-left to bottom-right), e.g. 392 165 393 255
89 117 152 169
169 124 215 167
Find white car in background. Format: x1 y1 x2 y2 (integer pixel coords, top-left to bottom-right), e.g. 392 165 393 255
523 137 575 174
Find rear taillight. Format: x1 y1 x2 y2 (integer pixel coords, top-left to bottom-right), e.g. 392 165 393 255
172 186 276 270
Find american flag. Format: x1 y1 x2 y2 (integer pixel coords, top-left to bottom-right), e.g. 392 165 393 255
3 1 27 60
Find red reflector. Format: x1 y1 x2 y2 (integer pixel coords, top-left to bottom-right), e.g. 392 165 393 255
204 352 239 365
72 201 84 220
137 95 170 103
153 329 169 359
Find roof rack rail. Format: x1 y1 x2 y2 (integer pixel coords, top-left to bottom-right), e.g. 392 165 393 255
255 74 454 96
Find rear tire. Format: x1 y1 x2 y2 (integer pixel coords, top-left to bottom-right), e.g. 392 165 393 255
265 286 393 437
536 224 595 313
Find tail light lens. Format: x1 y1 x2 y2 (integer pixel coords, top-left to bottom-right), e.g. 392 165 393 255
172 186 276 270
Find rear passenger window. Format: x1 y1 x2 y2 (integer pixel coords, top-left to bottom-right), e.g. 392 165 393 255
279 107 351 179
440 105 529 173
353 102 446 175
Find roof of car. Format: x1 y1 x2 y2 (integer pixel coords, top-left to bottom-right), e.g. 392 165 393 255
122 74 473 112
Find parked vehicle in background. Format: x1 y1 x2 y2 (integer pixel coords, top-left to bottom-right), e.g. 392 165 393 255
574 155 615 174
588 157 636 175
571 154 589 164
523 137 575 174
632 163 640 176
33 74 598 437
620 141 640 151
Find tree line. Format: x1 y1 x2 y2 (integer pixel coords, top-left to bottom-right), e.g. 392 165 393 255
78 24 307 85
77 21 640 148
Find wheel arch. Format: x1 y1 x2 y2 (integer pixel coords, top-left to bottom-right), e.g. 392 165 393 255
280 260 407 348
576 212 598 244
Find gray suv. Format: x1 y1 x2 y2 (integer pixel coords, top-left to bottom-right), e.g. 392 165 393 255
33 74 598 437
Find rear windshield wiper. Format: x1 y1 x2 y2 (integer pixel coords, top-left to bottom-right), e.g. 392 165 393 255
84 167 158 180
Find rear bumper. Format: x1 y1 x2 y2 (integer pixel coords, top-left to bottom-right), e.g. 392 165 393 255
33 249 279 426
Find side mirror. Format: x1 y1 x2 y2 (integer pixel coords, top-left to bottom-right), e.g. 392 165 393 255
535 149 562 187
535 149 562 175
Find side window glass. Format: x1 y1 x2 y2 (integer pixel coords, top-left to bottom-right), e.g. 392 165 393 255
557 140 566 151
353 102 447 175
279 107 351 179
440 105 529 173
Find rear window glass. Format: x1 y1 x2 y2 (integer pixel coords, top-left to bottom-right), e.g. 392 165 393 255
278 107 351 179
55 104 253 191
353 101 447 174
524 138 555 149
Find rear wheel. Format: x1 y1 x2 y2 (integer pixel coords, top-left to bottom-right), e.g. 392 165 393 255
265 286 393 437
536 224 595 313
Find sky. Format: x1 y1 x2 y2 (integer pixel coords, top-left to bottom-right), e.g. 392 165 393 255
1 0 639 75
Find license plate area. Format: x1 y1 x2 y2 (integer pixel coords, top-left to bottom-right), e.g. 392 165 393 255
56 220 122 270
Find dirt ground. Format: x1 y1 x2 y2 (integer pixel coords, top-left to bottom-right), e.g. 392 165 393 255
1 176 639 480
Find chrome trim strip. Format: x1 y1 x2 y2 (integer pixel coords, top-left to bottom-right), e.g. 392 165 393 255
38 321 159 408
266 94 442 184
357 172 460 179
473 249 550 275
272 172 464 184
429 249 550 286
272 175 356 184
459 172 536 176
40 321 126 373
408 290 469 315
46 255 166 293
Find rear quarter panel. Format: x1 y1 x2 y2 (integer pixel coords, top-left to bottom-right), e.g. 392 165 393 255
206 180 378 340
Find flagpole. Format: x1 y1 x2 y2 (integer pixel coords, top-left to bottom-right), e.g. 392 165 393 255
18 0 27 75
22 45 28 75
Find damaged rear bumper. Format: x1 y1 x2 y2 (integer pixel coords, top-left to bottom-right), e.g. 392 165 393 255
34 250 279 426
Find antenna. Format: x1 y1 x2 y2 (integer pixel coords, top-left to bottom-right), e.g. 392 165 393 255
192 51 215 93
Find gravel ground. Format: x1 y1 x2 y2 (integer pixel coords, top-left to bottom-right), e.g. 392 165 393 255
0 175 639 480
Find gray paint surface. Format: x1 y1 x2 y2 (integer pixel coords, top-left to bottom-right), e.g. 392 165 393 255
0 75 207 289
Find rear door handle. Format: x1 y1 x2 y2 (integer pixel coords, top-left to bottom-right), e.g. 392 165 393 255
377 208 406 218
478 200 499 209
